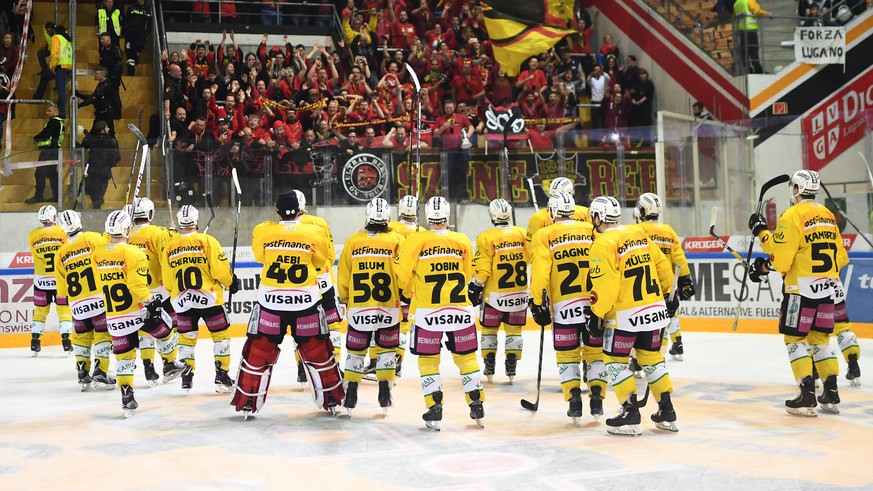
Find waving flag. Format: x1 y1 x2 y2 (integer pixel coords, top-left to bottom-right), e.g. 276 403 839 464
481 0 577 76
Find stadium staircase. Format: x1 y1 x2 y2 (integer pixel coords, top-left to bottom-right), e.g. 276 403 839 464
1 0 158 212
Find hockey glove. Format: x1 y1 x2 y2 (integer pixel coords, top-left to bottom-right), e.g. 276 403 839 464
399 290 411 305
584 306 604 338
144 297 163 319
529 301 552 327
748 213 768 237
677 274 695 301
229 274 241 294
749 256 771 283
467 281 484 306
665 294 680 318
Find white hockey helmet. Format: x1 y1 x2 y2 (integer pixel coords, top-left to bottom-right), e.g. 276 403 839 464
549 177 574 197
790 169 820 198
635 192 662 221
176 205 200 228
425 196 450 223
548 192 575 219
38 205 57 224
398 195 418 220
105 209 132 237
366 197 391 225
589 196 622 224
488 198 512 224
293 189 307 211
58 210 83 236
133 197 155 221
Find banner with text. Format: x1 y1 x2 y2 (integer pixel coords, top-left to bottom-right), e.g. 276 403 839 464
795 26 846 65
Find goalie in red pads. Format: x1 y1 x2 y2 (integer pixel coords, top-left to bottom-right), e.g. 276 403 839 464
231 193 344 418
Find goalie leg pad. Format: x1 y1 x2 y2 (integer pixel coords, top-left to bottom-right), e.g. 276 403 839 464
298 336 345 411
230 335 281 414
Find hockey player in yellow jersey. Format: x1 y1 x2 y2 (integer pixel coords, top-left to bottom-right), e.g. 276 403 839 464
161 205 238 394
529 193 605 424
395 196 485 430
27 205 73 356
525 177 590 246
387 194 424 376
586 196 679 436
337 198 405 416
94 210 178 417
55 210 114 390
632 193 696 360
231 193 345 417
748 170 848 415
128 198 187 386
468 199 528 384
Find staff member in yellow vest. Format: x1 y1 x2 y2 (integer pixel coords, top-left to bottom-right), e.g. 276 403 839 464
97 0 123 47
37 22 56 75
25 105 65 204
733 0 770 74
33 25 72 119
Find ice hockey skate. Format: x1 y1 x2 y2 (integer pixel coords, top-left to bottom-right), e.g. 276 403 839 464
468 389 485 428
483 352 496 383
121 385 138 418
785 376 817 417
395 354 403 378
343 381 358 416
422 391 443 431
61 333 73 356
76 361 92 391
505 353 517 384
181 365 194 394
846 354 861 387
378 380 392 416
651 392 679 432
817 375 840 415
241 399 254 421
91 360 116 390
361 358 377 382
162 360 186 383
143 359 159 387
567 387 583 426
30 334 41 357
215 361 234 393
606 393 642 436
669 336 684 361
589 386 604 422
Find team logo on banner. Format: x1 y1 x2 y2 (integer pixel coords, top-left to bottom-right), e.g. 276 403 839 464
342 153 389 202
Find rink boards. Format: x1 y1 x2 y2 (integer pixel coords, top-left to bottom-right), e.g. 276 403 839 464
1 248 872 347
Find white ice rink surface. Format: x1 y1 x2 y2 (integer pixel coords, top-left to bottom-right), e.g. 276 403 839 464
2 331 873 490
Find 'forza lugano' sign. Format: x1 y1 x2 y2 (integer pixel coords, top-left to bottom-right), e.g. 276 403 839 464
342 153 390 202
795 26 846 65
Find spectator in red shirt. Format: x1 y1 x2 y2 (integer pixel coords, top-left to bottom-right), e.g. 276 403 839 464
389 7 417 50
600 34 618 59
342 66 374 98
519 90 545 119
542 87 566 130
434 98 474 201
451 61 485 106
515 57 548 94
361 126 382 149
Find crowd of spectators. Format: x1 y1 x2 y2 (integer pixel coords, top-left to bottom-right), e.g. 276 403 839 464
162 2 662 204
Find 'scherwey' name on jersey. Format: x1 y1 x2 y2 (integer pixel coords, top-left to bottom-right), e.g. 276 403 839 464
263 239 312 251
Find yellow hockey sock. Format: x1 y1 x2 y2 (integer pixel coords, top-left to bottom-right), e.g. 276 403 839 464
453 351 485 404
636 348 673 402
556 348 582 401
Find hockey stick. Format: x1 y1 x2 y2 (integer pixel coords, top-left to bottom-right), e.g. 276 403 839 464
821 183 873 249
161 132 175 229
521 289 548 412
527 178 539 212
125 136 142 204
72 163 89 211
859 151 873 189
203 193 216 233
405 63 422 227
127 124 149 218
228 168 242 306
733 174 790 331
708 206 750 266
